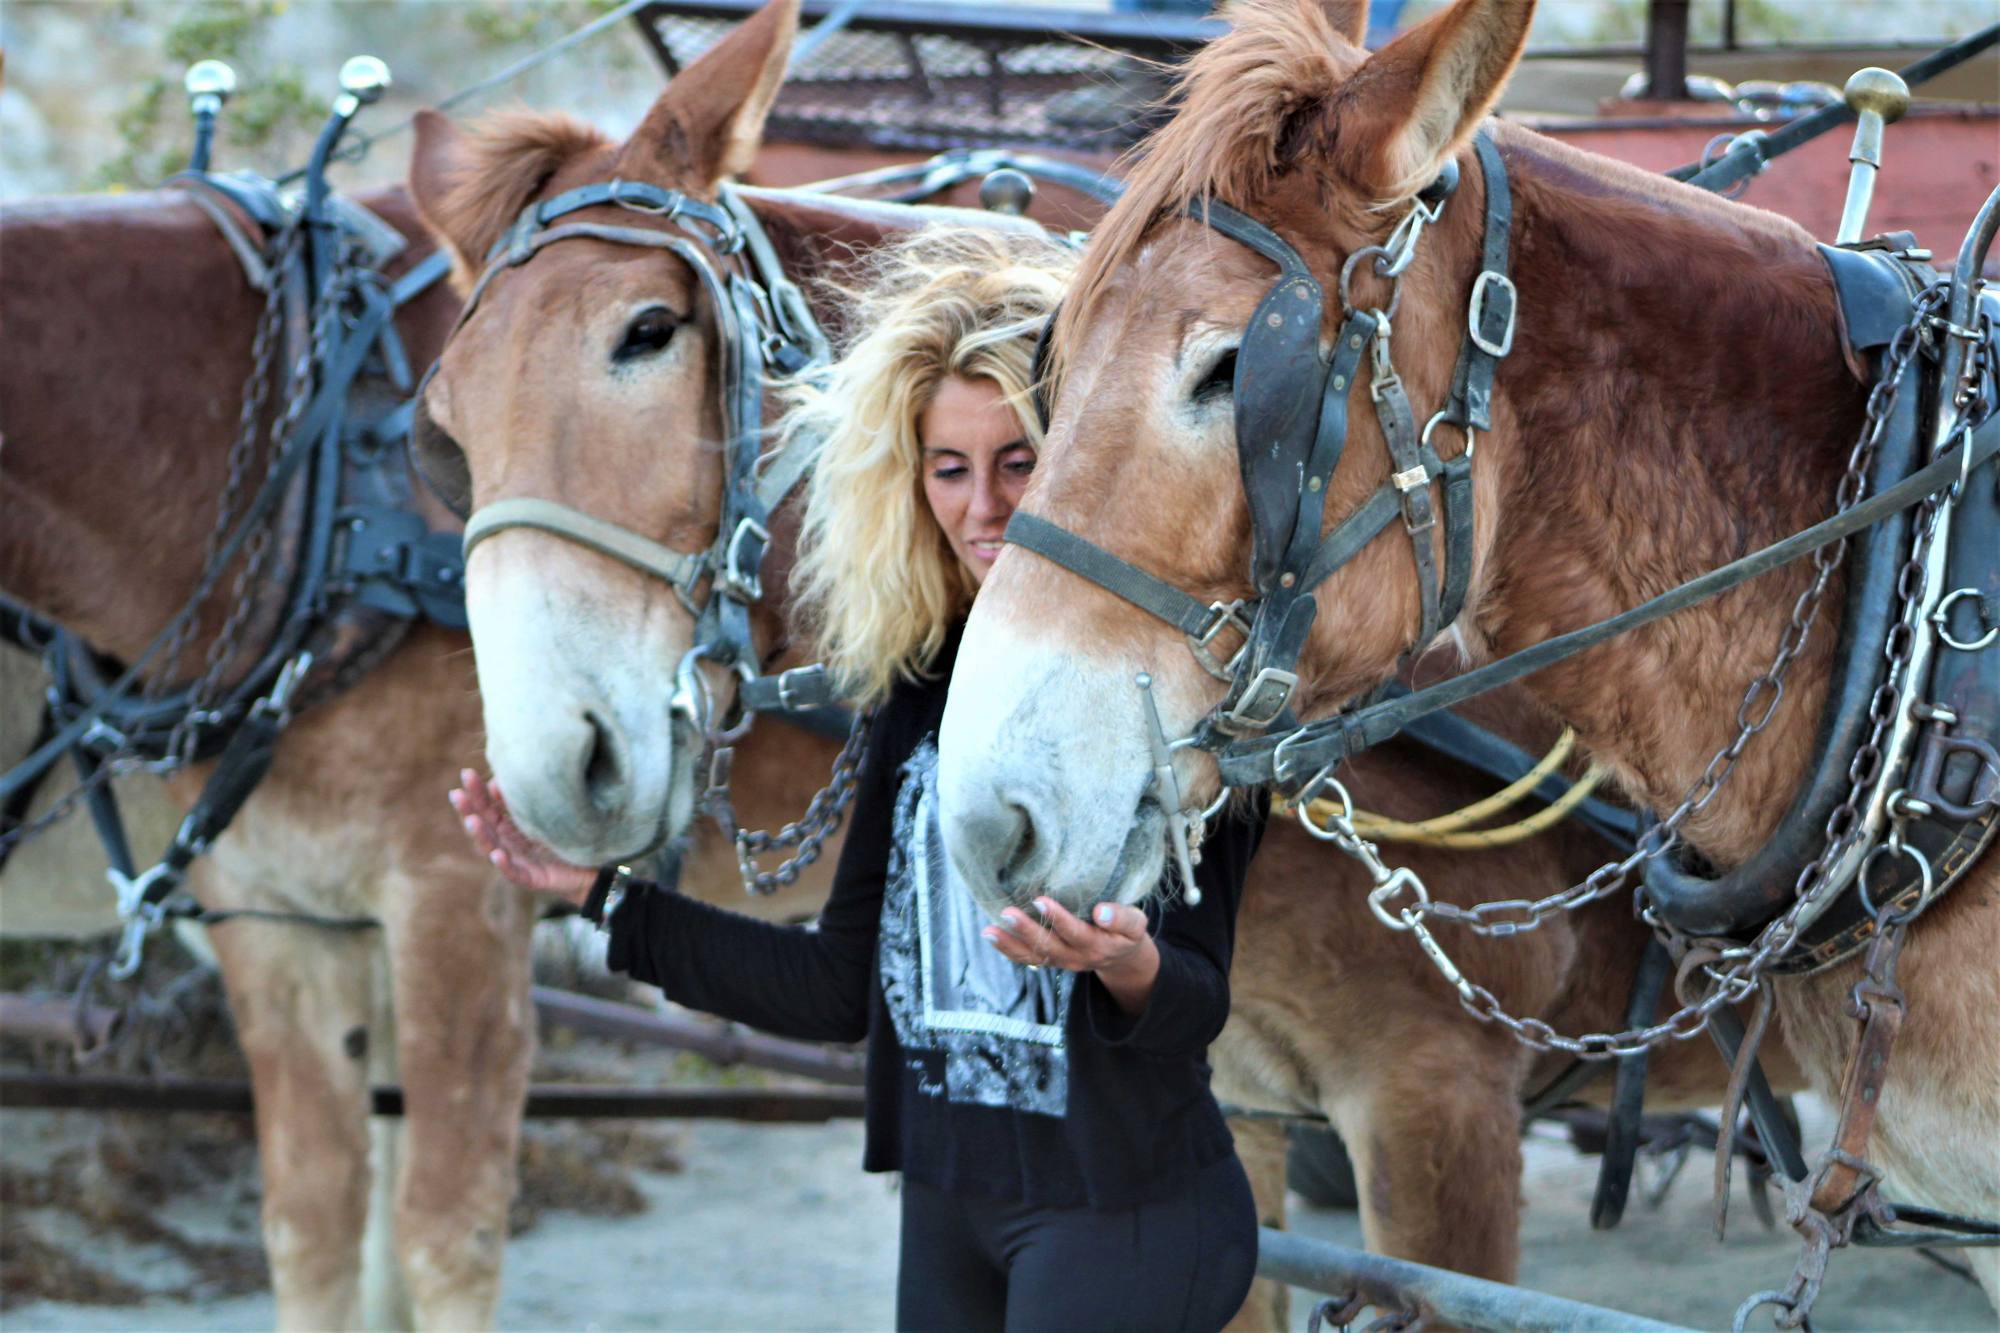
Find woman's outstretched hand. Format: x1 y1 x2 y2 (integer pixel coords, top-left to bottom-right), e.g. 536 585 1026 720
984 897 1161 1016
449 769 597 906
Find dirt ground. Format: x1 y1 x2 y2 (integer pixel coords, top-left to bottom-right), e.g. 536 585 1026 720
0 935 1990 1332
3 1093 1991 1331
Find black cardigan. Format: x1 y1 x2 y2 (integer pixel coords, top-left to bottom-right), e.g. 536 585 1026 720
607 631 1265 1209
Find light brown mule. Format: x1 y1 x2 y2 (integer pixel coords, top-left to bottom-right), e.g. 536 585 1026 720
0 166 840 1333
409 0 1802 1313
937 0 1998 1308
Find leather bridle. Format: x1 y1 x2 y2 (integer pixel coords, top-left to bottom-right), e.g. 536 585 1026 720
413 178 829 728
1003 131 1515 749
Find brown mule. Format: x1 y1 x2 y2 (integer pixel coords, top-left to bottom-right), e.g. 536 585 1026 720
408 0 1802 1317
0 136 845 1333
936 0 1998 1311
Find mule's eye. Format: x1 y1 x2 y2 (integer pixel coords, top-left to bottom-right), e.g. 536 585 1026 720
1194 347 1238 402
614 306 680 363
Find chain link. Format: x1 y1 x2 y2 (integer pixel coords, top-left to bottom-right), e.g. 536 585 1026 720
717 709 874 896
147 222 305 703
1298 287 1958 1057
169 257 353 759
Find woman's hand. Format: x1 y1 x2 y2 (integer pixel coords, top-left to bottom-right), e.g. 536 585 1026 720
984 897 1161 1015
448 769 598 907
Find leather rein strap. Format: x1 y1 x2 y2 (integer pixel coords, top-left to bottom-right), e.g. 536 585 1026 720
442 180 829 679
1004 131 1512 743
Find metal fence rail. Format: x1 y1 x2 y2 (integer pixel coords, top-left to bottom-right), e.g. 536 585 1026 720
1255 1227 1693 1333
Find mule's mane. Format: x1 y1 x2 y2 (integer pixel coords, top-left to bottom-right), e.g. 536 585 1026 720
1056 0 1356 363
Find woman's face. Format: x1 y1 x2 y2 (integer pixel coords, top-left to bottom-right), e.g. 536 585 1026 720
918 374 1037 587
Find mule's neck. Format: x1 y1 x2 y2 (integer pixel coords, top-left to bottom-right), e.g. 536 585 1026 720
1474 132 1870 866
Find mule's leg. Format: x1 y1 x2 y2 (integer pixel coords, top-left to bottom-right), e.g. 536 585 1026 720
381 863 538 1329
1226 1118 1290 1333
204 873 381 1331
1332 1030 1525 1283
360 968 414 1332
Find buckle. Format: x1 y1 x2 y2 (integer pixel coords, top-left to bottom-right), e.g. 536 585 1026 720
775 664 831 711
718 516 770 602
1187 600 1254 682
1467 271 1517 358
606 178 682 219
1218 666 1297 734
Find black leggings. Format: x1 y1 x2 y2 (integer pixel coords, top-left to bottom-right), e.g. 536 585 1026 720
895 1155 1257 1333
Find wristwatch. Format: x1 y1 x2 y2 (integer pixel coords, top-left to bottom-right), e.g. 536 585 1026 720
582 863 637 930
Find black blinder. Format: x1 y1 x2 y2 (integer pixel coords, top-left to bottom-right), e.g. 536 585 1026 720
1234 273 1331 593
409 388 472 521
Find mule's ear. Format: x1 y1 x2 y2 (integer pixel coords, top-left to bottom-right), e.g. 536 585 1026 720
1331 0 1532 202
617 0 799 189
1320 0 1371 47
408 107 609 282
408 109 472 264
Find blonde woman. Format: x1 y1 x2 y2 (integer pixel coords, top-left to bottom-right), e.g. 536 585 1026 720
452 227 1264 1331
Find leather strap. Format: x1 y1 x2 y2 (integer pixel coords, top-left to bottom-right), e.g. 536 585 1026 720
462 498 708 598
1591 935 1672 1230
1222 411 2000 788
1004 512 1219 638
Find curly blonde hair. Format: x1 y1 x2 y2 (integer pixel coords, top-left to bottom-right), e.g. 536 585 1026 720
785 225 1075 705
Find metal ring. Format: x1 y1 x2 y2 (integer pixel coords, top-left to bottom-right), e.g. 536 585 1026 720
1420 410 1477 458
1858 836 1933 924
1930 586 1999 651
1338 245 1402 319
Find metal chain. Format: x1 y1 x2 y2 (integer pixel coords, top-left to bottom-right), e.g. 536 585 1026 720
1297 288 1956 1058
0 753 154 857
5 224 319 857
169 249 353 760
147 221 305 701
723 709 874 895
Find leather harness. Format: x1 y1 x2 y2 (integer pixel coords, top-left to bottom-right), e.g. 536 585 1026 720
1 168 461 969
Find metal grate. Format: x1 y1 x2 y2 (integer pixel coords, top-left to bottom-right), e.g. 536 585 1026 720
638 3 1212 152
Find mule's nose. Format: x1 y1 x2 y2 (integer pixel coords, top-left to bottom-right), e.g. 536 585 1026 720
578 708 629 814
952 784 1058 907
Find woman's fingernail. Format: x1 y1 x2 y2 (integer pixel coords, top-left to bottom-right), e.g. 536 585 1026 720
1034 898 1051 918
1096 905 1116 926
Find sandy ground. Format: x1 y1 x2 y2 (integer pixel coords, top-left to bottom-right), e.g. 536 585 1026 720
4 1103 1991 1333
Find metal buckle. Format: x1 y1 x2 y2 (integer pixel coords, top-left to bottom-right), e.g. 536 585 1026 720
718 516 769 602
1218 666 1297 734
1467 270 1518 358
775 664 827 711
606 178 682 219
1187 599 1254 682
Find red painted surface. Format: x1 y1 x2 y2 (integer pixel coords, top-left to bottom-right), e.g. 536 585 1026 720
1539 109 2000 257
745 108 1999 258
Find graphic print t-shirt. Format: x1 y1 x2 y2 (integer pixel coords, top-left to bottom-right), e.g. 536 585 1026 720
878 739 1071 1118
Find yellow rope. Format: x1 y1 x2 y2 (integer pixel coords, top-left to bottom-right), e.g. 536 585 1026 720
1293 728 1610 850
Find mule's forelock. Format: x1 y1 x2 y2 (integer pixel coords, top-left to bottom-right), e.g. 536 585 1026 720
409 108 612 286
1055 0 1364 372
